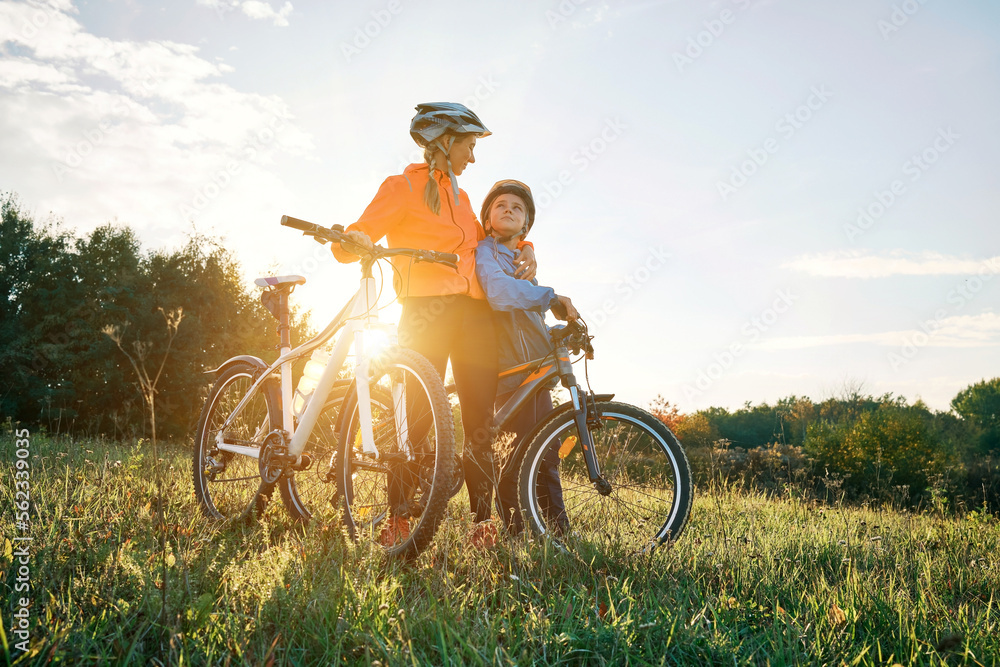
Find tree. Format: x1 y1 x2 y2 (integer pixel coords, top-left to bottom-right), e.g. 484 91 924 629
103 308 184 447
0 193 80 430
775 395 815 446
698 401 784 449
674 412 718 449
803 400 943 499
951 378 1000 454
1 193 313 440
648 394 684 431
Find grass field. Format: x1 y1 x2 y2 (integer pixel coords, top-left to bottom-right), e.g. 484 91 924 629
2 432 999 666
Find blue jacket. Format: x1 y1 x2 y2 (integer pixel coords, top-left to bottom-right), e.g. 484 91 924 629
476 238 558 395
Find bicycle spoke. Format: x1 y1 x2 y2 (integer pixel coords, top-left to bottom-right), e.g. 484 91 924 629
211 475 260 483
194 368 273 520
606 483 674 504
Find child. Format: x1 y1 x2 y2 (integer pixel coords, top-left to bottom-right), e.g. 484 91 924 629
475 179 578 535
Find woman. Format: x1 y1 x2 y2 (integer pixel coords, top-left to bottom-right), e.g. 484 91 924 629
332 102 535 548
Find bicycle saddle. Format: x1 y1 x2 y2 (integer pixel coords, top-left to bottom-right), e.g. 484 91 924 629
254 275 306 288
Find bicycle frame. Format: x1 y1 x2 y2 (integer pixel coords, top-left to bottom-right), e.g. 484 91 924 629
491 342 611 488
212 273 388 462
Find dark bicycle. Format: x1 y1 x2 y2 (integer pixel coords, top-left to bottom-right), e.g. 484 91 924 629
452 319 693 553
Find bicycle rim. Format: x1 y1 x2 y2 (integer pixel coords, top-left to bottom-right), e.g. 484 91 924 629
522 403 691 553
194 370 272 519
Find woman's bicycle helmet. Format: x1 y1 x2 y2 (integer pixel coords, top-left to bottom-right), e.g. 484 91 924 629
410 103 491 205
481 179 535 241
410 102 491 147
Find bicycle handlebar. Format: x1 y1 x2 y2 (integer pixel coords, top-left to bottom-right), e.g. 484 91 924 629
280 215 459 268
281 215 337 234
550 320 595 358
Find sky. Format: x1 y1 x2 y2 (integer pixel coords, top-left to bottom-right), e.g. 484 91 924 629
1 0 998 413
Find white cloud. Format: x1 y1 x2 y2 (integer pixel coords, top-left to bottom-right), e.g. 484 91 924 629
757 312 1000 350
0 0 313 260
196 0 293 27
781 250 1000 279
0 57 72 89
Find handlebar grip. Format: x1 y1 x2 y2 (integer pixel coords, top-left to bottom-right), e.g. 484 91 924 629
280 215 316 231
438 253 460 265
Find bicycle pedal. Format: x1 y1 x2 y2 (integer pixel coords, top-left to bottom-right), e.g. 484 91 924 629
204 456 226 476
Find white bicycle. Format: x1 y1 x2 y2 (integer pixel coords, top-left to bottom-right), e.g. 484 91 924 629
192 216 457 558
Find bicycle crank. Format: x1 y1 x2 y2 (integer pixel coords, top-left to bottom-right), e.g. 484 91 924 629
259 431 290 484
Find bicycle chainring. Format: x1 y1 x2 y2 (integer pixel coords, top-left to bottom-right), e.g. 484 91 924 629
259 430 290 485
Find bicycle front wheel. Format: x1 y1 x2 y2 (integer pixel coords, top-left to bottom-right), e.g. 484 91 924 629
336 347 455 559
281 383 392 526
193 361 279 519
519 401 692 553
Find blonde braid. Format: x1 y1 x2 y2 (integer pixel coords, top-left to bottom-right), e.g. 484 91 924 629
423 146 441 215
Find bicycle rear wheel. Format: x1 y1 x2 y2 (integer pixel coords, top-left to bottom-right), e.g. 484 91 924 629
193 361 279 519
518 401 692 553
336 347 455 559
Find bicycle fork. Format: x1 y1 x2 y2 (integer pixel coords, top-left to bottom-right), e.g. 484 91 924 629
560 358 612 496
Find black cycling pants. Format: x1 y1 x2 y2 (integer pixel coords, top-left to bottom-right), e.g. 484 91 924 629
399 295 499 523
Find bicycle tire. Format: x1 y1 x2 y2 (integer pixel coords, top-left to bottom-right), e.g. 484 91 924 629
518 400 692 553
280 384 391 525
193 361 280 520
336 347 456 559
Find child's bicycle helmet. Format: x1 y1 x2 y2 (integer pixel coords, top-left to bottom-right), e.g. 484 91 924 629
481 179 535 240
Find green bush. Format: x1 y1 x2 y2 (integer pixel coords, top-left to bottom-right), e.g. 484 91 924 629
803 403 946 502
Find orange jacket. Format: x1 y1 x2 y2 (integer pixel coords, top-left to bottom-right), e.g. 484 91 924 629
332 163 486 299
